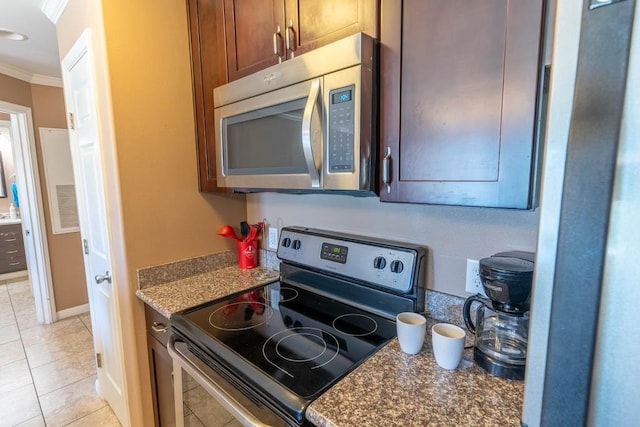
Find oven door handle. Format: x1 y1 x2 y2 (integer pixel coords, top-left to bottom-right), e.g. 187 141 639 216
168 335 273 427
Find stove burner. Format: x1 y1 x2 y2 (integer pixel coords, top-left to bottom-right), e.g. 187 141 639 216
208 301 273 331
262 327 340 378
332 313 378 337
278 287 299 303
276 333 327 362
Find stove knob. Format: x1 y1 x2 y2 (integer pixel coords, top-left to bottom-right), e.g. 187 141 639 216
390 260 404 273
373 256 387 270
292 239 302 250
282 237 291 248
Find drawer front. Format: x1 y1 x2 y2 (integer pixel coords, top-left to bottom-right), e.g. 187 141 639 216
0 256 27 273
145 304 170 346
0 224 22 239
0 245 25 259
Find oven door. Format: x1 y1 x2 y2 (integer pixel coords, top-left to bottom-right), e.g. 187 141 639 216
215 78 324 191
168 336 290 427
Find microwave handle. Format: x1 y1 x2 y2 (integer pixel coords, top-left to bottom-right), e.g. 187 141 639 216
302 79 321 188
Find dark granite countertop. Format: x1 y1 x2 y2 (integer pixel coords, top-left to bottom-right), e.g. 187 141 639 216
136 266 279 318
307 318 524 427
135 251 279 318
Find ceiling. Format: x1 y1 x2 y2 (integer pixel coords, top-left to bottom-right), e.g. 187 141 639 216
0 0 61 79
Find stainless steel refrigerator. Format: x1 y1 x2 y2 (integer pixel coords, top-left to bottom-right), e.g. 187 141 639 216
523 0 639 425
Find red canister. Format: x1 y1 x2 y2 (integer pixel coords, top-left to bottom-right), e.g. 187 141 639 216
236 240 258 269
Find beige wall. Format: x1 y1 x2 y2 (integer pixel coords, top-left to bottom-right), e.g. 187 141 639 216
56 0 246 424
0 73 87 310
100 0 246 267
249 194 539 298
0 73 33 107
30 84 87 310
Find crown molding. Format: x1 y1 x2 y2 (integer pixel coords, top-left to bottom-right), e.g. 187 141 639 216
0 63 31 82
31 74 63 88
41 0 69 24
0 63 63 88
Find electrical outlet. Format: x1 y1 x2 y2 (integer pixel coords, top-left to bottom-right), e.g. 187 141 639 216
465 259 486 296
268 227 278 250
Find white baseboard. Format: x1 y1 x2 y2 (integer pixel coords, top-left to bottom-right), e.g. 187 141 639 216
57 303 90 319
0 270 29 282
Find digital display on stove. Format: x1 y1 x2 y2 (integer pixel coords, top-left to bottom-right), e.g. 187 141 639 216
320 242 348 264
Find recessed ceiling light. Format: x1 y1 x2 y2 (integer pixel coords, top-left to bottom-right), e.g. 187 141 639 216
0 29 28 41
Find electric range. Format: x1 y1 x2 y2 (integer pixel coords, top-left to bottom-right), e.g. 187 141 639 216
170 226 427 426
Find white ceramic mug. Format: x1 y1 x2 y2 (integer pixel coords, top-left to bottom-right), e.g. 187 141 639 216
396 312 427 355
431 323 466 369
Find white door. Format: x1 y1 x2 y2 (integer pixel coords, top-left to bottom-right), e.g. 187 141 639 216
62 32 126 423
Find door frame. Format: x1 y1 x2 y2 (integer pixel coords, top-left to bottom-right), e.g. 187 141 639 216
0 101 56 324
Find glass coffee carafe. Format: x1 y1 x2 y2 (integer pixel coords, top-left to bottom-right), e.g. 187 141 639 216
463 295 529 380
463 251 535 380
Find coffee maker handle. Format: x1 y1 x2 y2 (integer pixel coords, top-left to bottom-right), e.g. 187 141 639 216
463 294 490 333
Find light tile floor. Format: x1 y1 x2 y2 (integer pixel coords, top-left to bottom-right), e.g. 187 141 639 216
0 278 121 427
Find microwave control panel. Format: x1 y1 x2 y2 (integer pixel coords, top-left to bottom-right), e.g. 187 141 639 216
328 85 355 173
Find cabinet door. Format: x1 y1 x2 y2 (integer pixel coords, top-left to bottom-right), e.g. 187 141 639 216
224 0 286 81
380 0 543 208
148 334 176 427
284 0 378 58
145 306 174 427
186 0 231 192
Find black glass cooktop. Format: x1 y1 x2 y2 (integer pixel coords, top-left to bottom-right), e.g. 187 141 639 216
171 281 396 401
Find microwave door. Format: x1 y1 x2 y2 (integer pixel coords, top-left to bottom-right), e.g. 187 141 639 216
215 79 324 191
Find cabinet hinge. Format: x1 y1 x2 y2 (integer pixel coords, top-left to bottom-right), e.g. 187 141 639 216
83 239 89 255
96 353 102 368
68 112 75 130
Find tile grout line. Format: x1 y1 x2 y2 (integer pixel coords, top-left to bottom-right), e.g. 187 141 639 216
5 280 46 426
60 405 109 427
6 280 104 426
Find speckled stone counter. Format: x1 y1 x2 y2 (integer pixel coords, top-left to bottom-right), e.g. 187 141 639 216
307 318 524 427
135 251 279 318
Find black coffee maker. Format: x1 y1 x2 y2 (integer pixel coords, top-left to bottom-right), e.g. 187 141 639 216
463 251 535 380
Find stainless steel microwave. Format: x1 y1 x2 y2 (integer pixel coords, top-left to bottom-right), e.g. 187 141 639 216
213 33 378 195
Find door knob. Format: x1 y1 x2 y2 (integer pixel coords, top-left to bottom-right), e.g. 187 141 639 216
95 271 112 284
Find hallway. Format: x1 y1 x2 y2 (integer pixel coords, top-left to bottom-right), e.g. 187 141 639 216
0 277 120 426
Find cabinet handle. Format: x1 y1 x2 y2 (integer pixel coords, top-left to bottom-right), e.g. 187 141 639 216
7 250 18 254
4 238 16 242
285 20 296 56
9 262 21 266
382 146 392 193
151 322 168 333
273 25 284 62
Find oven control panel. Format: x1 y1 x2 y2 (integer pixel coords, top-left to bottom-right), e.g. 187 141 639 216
277 227 421 293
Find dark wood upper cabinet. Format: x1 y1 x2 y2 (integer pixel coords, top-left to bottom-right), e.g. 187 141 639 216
224 0 285 81
223 0 378 81
380 0 544 208
186 0 230 192
285 0 378 58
